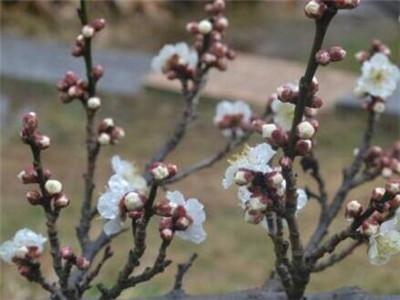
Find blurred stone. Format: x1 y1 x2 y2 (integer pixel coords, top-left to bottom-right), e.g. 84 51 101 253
0 35 152 96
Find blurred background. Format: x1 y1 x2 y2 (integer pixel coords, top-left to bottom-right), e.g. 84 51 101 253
1 1 399 299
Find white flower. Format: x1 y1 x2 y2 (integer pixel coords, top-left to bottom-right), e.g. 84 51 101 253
223 143 276 189
151 42 198 73
214 100 253 138
166 191 206 244
271 98 295 131
44 179 63 195
368 209 400 265
355 53 400 99
97 156 147 236
0 229 46 263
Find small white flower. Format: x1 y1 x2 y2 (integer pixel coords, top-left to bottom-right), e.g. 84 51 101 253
98 133 111 145
223 143 276 189
97 156 147 236
166 191 206 244
151 42 198 73
355 53 400 99
0 229 47 263
271 98 296 131
214 100 252 138
45 179 63 195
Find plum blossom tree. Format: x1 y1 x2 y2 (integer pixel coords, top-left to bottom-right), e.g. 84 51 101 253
1 0 400 299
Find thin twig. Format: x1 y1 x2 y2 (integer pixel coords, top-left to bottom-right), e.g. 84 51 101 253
172 253 198 292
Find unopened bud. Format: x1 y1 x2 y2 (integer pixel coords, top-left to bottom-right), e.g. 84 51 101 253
186 22 199 34
328 46 346 62
91 18 106 32
92 64 105 80
315 50 331 65
18 167 38 184
198 19 213 34
334 0 360 9
60 246 74 260
26 190 42 206
295 139 313 156
82 25 95 38
372 101 385 114
87 97 101 110
381 167 393 178
123 192 145 211
214 17 229 31
355 50 369 63
151 162 175 181
154 201 178 217
98 133 111 145
279 156 293 170
297 121 316 139
22 112 38 133
160 228 174 241
371 187 386 202
54 193 70 208
76 256 90 270
35 134 51 150
175 216 192 231
345 200 363 221
304 0 326 19
386 180 400 195
45 179 63 195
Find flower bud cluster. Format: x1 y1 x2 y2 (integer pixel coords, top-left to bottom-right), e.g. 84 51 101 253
355 39 391 64
60 246 90 270
71 19 106 57
118 191 147 221
97 118 125 145
315 46 346 66
363 142 400 179
304 0 359 20
348 181 400 236
20 112 51 150
57 71 87 104
150 162 178 181
187 0 235 71
233 168 287 223
155 202 193 241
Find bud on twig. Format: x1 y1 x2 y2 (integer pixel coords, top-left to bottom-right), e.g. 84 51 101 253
304 0 327 19
76 256 90 270
26 190 42 206
44 179 63 195
345 200 363 221
328 46 346 62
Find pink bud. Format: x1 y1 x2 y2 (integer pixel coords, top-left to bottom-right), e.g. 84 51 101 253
334 0 360 9
186 22 199 34
160 228 174 241
154 200 178 217
355 50 369 63
175 216 193 231
214 17 229 31
386 180 400 195
76 256 90 270
60 246 74 260
22 112 38 133
295 139 313 156
91 18 106 32
309 96 324 109
371 187 385 202
279 156 293 170
328 46 346 62
18 167 38 184
54 193 70 208
315 49 331 65
92 64 105 81
26 190 42 206
34 134 51 150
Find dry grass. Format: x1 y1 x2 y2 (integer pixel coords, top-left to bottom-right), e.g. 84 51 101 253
0 78 399 299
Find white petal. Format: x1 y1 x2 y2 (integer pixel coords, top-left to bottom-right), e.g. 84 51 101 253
111 156 134 179
223 165 239 189
368 236 391 266
296 189 308 211
97 191 121 219
176 223 207 244
185 198 206 224
0 240 18 263
103 218 124 236
13 229 47 252
166 191 186 206
108 174 131 193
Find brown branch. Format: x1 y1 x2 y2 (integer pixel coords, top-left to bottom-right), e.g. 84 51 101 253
311 240 363 273
76 0 102 248
172 253 198 292
306 111 378 255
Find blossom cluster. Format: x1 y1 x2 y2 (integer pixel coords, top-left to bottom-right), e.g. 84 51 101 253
345 180 400 265
97 157 206 244
362 142 400 179
223 143 308 227
97 118 125 145
354 41 400 113
151 0 234 80
19 113 69 208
